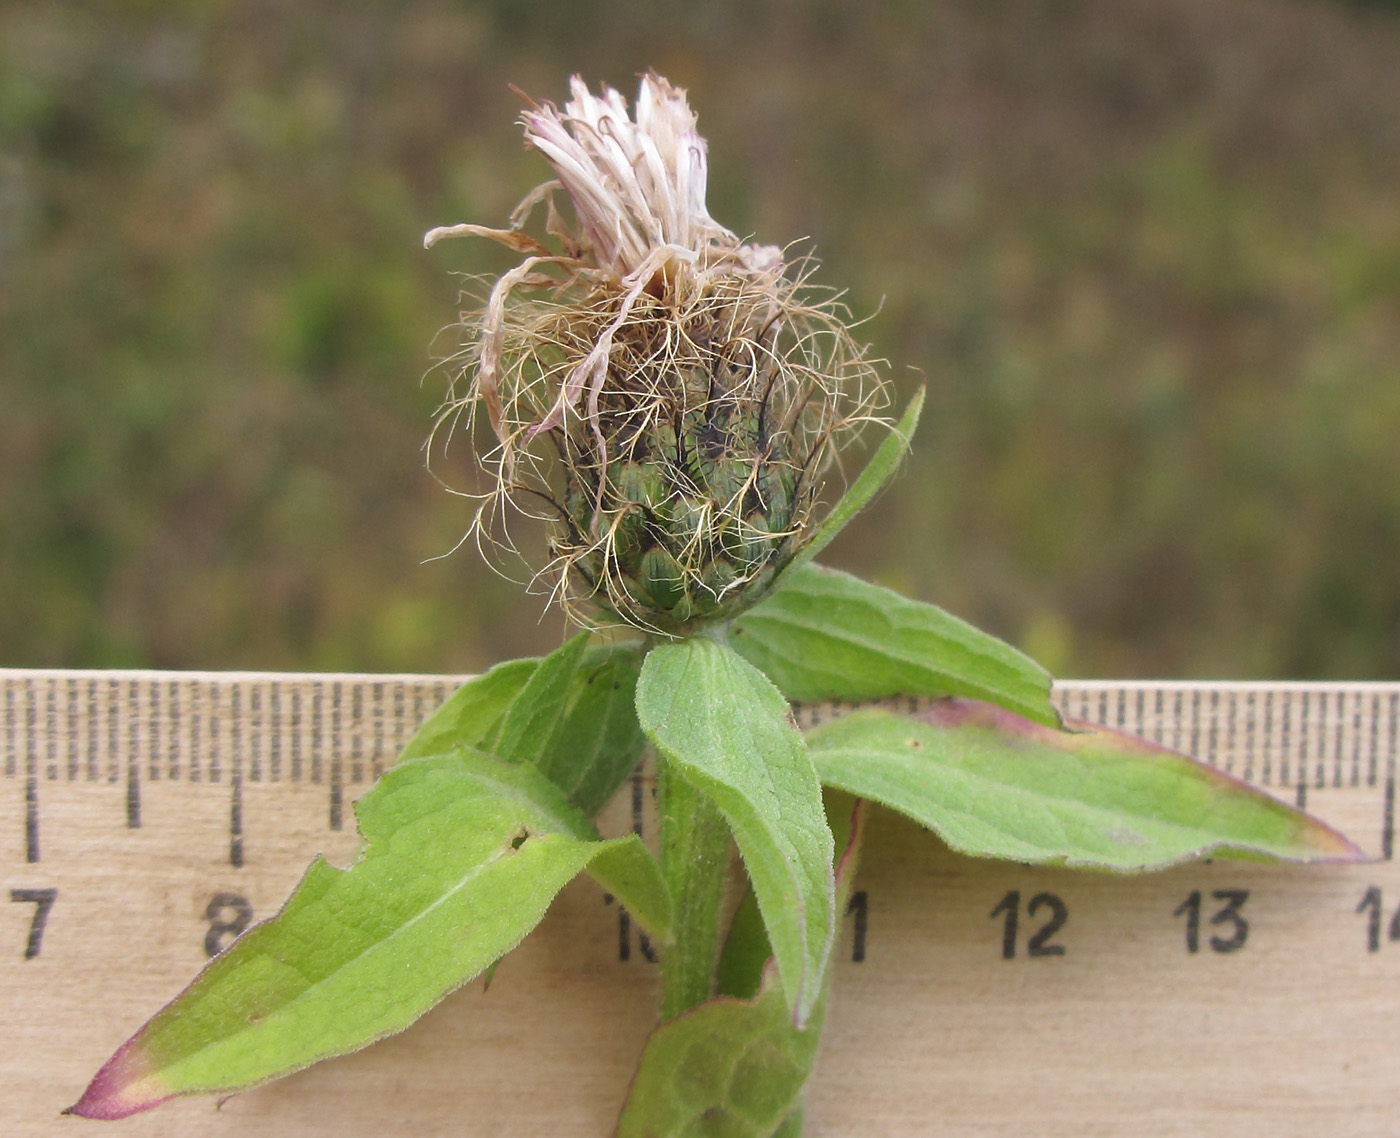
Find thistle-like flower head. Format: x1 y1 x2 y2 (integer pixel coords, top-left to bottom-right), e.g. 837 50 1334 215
427 74 888 635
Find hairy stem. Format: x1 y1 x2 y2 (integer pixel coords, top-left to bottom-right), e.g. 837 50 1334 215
656 756 732 1021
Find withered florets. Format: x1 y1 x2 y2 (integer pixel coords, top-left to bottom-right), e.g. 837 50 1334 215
427 73 889 636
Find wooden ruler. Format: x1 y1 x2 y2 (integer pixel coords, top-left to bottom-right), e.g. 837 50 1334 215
3 670 1399 1137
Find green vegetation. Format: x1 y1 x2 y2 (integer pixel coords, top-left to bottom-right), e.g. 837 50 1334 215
3 0 1399 677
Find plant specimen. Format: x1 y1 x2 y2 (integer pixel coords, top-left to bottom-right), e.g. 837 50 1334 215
68 74 1363 1136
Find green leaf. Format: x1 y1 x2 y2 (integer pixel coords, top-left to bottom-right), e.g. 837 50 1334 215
716 789 859 1004
617 965 824 1138
493 630 592 763
715 885 770 1002
413 634 646 816
68 749 669 1120
733 562 1058 727
399 656 539 760
494 634 648 814
808 702 1367 871
587 836 674 944
539 642 648 816
776 386 923 586
772 1105 806 1138
637 637 835 1026
615 795 864 1138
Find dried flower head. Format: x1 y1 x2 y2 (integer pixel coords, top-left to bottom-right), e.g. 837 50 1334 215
427 73 889 635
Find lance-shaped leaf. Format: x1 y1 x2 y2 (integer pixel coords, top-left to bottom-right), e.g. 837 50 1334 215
399 656 540 760
494 634 648 814
493 630 592 761
808 702 1366 870
537 642 648 816
405 635 647 816
714 884 773 1004
68 749 669 1120
615 795 864 1138
733 563 1057 727
637 637 835 1026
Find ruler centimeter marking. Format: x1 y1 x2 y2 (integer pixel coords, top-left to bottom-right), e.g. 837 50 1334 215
3 672 1399 867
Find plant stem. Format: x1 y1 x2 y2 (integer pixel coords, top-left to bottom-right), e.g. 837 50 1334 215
656 754 732 1021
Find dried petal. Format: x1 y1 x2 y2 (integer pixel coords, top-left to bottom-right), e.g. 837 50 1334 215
426 75 891 634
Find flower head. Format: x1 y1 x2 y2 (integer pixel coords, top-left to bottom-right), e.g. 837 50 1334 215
427 74 888 634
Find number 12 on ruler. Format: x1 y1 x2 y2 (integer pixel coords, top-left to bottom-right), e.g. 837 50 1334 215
990 890 1068 959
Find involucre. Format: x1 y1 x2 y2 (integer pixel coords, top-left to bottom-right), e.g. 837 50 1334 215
427 74 889 635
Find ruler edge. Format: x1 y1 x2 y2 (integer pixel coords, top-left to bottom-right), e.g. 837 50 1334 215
0 667 477 685
4 667 1399 693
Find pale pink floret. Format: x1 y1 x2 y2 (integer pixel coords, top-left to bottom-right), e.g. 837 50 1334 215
424 73 781 446
524 74 728 277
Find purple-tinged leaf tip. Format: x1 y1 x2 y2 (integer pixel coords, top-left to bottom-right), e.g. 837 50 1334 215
65 1034 174 1120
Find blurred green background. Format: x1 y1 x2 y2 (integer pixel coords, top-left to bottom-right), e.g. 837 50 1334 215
3 0 1399 679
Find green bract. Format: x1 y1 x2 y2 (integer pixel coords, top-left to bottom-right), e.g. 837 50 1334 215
72 72 1366 1138
550 273 873 636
